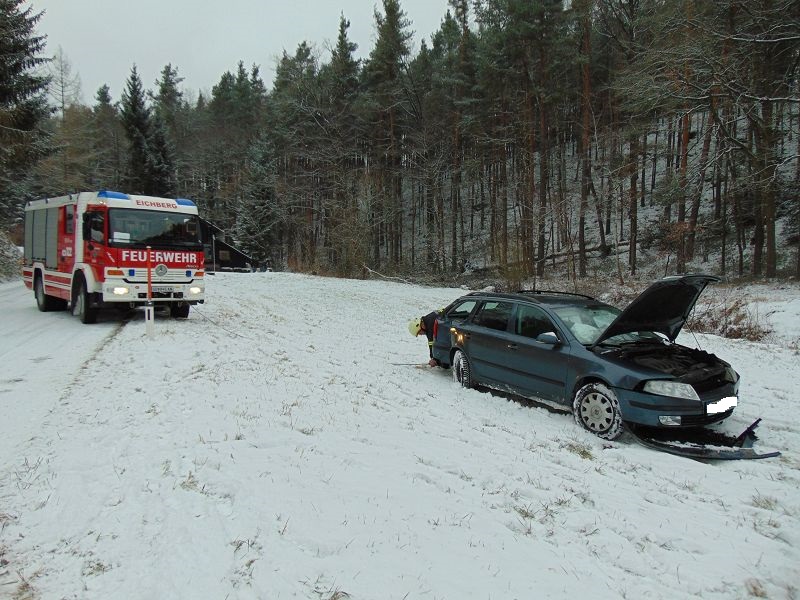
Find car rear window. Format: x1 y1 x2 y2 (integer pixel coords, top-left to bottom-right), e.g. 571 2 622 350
447 299 477 321
473 301 513 332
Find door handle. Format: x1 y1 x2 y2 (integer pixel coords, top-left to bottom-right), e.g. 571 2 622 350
507 343 518 350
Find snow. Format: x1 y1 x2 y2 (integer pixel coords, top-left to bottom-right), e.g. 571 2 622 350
1 273 799 599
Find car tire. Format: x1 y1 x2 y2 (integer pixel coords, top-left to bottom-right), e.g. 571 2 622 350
35 275 66 312
72 277 98 324
572 382 623 440
452 349 473 389
170 303 190 318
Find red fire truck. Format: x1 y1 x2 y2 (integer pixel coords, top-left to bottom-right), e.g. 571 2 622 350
22 190 206 323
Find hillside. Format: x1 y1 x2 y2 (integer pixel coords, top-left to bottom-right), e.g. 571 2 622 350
1 273 799 599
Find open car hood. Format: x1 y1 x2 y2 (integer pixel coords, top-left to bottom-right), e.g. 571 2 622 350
594 274 720 346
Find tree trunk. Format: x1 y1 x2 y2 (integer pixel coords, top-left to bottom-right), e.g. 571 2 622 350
426 167 436 268
629 134 638 275
640 130 647 208
500 148 508 269
537 101 549 278
761 99 777 278
677 109 690 274
686 114 714 260
578 0 592 278
451 116 461 272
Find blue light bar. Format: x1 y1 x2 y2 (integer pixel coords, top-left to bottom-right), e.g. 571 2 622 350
176 198 196 207
98 190 130 200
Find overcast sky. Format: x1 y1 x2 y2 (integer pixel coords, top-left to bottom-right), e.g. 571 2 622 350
27 0 452 104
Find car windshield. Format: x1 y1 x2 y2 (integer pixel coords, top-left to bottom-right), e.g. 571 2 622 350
108 209 202 249
553 304 665 346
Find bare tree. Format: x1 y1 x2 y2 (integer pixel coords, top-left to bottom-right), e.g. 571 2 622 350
47 46 81 117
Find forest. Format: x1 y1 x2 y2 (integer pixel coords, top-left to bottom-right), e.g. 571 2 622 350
2 0 799 281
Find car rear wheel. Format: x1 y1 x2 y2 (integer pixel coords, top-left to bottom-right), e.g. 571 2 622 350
452 349 473 389
573 382 623 440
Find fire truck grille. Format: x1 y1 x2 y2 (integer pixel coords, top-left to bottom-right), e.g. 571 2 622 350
125 268 192 280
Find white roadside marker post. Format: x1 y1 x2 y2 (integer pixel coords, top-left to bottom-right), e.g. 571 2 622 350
145 245 155 336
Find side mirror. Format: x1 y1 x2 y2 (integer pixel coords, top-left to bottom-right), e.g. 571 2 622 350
82 213 91 240
536 332 560 346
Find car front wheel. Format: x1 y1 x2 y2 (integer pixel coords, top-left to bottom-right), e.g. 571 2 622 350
572 382 623 440
452 349 473 389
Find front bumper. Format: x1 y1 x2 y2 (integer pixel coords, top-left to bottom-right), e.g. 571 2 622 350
101 280 205 304
614 384 738 427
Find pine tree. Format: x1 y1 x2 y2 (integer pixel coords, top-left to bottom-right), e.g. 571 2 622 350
147 111 176 196
268 42 321 269
152 64 183 134
237 134 284 267
429 3 479 272
0 0 53 225
119 65 153 194
152 64 186 196
89 84 125 190
203 62 267 227
362 0 413 268
318 14 364 274
407 38 454 271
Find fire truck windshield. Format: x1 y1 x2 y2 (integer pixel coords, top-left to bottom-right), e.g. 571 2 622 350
108 209 202 249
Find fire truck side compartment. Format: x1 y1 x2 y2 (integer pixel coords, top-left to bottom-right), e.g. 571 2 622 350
25 206 60 269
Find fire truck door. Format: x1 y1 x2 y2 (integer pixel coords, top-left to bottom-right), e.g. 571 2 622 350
58 204 76 273
82 210 106 275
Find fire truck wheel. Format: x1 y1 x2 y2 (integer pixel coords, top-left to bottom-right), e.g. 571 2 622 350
73 278 98 324
170 303 191 318
35 275 67 312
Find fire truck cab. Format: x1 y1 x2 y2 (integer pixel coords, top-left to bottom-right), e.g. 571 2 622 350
22 190 206 323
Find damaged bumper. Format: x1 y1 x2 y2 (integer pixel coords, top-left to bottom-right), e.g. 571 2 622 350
629 418 781 460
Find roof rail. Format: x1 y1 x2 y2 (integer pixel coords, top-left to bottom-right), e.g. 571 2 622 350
516 289 596 300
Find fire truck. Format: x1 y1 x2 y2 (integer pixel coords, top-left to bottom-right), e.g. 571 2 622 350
22 190 206 323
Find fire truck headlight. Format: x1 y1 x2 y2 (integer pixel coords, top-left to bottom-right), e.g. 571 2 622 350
112 286 130 296
189 286 202 295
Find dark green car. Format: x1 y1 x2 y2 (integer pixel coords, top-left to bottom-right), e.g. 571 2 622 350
432 275 739 440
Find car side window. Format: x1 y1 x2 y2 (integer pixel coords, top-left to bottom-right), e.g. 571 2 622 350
447 299 477 321
515 304 558 340
473 301 513 332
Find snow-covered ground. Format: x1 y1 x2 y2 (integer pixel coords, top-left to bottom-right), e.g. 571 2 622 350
1 273 798 600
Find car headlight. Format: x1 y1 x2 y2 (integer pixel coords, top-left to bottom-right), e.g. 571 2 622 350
188 286 202 295
724 366 740 393
643 380 700 401
112 286 130 296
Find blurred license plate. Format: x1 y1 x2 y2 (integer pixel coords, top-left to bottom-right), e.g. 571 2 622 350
707 396 737 414
153 286 175 292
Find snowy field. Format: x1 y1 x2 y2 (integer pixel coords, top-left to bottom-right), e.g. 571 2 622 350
1 273 799 600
